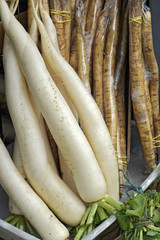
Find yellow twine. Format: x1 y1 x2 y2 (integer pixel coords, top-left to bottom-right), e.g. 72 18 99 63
118 159 127 170
153 135 160 148
50 9 71 23
129 16 142 24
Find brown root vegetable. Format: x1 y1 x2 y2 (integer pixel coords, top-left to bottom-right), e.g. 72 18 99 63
116 64 127 192
93 1 111 117
42 0 49 14
142 55 154 137
142 8 160 162
77 25 91 93
76 0 90 35
61 0 71 62
115 1 129 91
103 0 121 151
49 0 66 58
85 0 104 88
69 25 78 72
70 0 76 30
114 1 128 188
129 0 156 171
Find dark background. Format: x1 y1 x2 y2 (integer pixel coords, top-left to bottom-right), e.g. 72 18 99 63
149 0 160 84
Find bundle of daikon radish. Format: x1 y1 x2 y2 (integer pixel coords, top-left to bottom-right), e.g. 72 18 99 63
0 0 124 239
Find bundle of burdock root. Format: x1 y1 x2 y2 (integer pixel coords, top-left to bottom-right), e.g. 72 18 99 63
0 0 159 239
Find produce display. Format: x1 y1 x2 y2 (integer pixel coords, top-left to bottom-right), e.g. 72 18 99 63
0 0 160 239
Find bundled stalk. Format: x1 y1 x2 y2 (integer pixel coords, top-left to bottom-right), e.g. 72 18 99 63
142 4 160 162
69 25 78 72
75 1 91 94
116 64 127 190
114 1 129 187
84 0 104 89
93 0 112 117
76 0 90 36
61 0 71 62
142 55 154 137
129 0 156 171
77 25 90 94
103 0 121 152
49 0 66 58
70 0 76 30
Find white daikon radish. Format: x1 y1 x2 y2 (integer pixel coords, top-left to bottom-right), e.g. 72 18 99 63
0 0 107 203
31 0 119 200
0 138 69 240
3 34 86 226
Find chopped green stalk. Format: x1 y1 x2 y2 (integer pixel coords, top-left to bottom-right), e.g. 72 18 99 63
98 200 116 215
143 227 147 232
9 216 19 226
5 215 15 223
149 199 154 218
94 212 100 226
87 223 94 235
139 229 143 240
97 206 108 221
147 225 160 232
81 228 88 238
74 225 88 240
80 205 92 226
86 203 98 225
19 217 25 231
105 194 123 210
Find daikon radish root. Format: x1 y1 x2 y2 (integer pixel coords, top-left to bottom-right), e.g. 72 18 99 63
129 0 156 171
142 55 154 137
49 0 66 58
142 7 160 162
103 0 120 152
31 0 107 203
38 0 78 120
38 1 79 188
29 90 59 174
85 0 104 88
93 1 111 116
61 0 71 62
0 138 69 240
9 138 24 216
29 3 39 46
3 33 86 225
30 0 119 200
39 0 60 52
38 1 63 171
1 0 107 203
29 5 59 174
59 150 79 196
